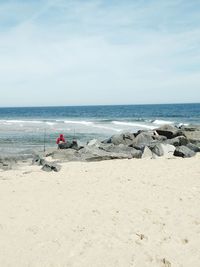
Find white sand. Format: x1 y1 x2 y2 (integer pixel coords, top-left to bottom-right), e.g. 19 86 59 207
0 155 200 267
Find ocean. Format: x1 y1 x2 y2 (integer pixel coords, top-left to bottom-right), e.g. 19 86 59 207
0 103 199 153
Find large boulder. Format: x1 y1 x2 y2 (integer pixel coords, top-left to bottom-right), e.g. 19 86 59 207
96 143 142 158
79 148 125 161
87 139 102 148
42 162 61 172
174 146 196 158
104 134 123 145
51 149 80 161
58 143 71 149
179 125 200 145
87 140 115 151
186 143 200 153
150 143 176 158
135 130 167 141
70 140 79 150
153 135 167 142
165 136 189 146
32 155 46 166
156 125 180 139
104 132 135 146
78 146 141 161
131 132 154 147
141 146 154 159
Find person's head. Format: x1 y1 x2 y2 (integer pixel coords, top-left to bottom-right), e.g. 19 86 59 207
60 134 64 138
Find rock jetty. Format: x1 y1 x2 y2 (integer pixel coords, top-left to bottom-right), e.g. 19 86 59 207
0 124 199 171
48 124 200 164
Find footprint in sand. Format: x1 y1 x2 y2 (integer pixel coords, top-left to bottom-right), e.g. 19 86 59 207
162 258 171 267
182 238 189 244
27 226 39 235
136 233 147 240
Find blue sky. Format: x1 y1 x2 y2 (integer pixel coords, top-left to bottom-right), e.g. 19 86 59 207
0 0 200 106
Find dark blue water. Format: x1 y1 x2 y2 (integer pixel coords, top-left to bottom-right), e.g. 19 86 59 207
0 103 199 153
0 103 200 122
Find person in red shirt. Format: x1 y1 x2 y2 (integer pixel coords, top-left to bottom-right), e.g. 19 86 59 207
56 134 66 145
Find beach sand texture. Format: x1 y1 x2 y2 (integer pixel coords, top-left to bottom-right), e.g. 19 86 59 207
0 156 200 267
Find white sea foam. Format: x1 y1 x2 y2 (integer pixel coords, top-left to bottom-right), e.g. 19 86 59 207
112 121 155 130
1 120 25 124
178 123 189 127
28 120 43 124
152 119 174 125
92 124 122 132
46 122 56 126
64 120 94 126
0 120 43 124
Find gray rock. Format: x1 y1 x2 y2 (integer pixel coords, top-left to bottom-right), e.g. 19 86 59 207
161 144 176 158
142 146 154 159
0 160 13 170
70 140 79 150
87 139 102 147
58 143 71 149
156 125 180 139
51 149 80 161
0 153 35 170
32 155 46 166
80 151 127 161
123 132 136 143
186 143 200 152
180 128 200 145
78 146 140 161
174 146 196 158
130 149 142 158
105 132 135 146
153 135 167 142
150 143 175 158
131 132 154 147
102 137 111 144
86 140 116 152
111 134 124 145
42 162 61 172
149 143 164 156
102 144 142 158
100 143 132 152
0 155 22 170
165 136 189 146
132 145 145 151
179 124 200 132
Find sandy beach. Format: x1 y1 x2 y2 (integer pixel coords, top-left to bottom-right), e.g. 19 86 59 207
0 156 199 267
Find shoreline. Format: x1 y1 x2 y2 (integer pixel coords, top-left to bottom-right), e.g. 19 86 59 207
0 103 199 153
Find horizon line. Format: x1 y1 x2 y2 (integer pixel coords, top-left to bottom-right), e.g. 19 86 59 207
0 102 199 109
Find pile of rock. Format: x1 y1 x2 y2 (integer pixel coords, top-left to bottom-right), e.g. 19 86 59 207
0 154 33 171
49 124 200 162
1 124 199 171
32 155 61 172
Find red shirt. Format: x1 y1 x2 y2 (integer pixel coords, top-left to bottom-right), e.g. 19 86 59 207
56 135 66 144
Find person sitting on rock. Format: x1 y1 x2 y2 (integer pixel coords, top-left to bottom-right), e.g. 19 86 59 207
56 134 66 147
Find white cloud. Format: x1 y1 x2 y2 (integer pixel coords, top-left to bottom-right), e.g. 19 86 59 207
0 0 200 106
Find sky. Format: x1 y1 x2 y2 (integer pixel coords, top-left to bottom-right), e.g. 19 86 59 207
0 0 200 107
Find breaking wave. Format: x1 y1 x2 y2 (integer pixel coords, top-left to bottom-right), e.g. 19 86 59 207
111 121 155 130
152 119 174 125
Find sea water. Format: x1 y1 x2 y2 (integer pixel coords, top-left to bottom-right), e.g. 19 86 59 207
0 103 199 153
